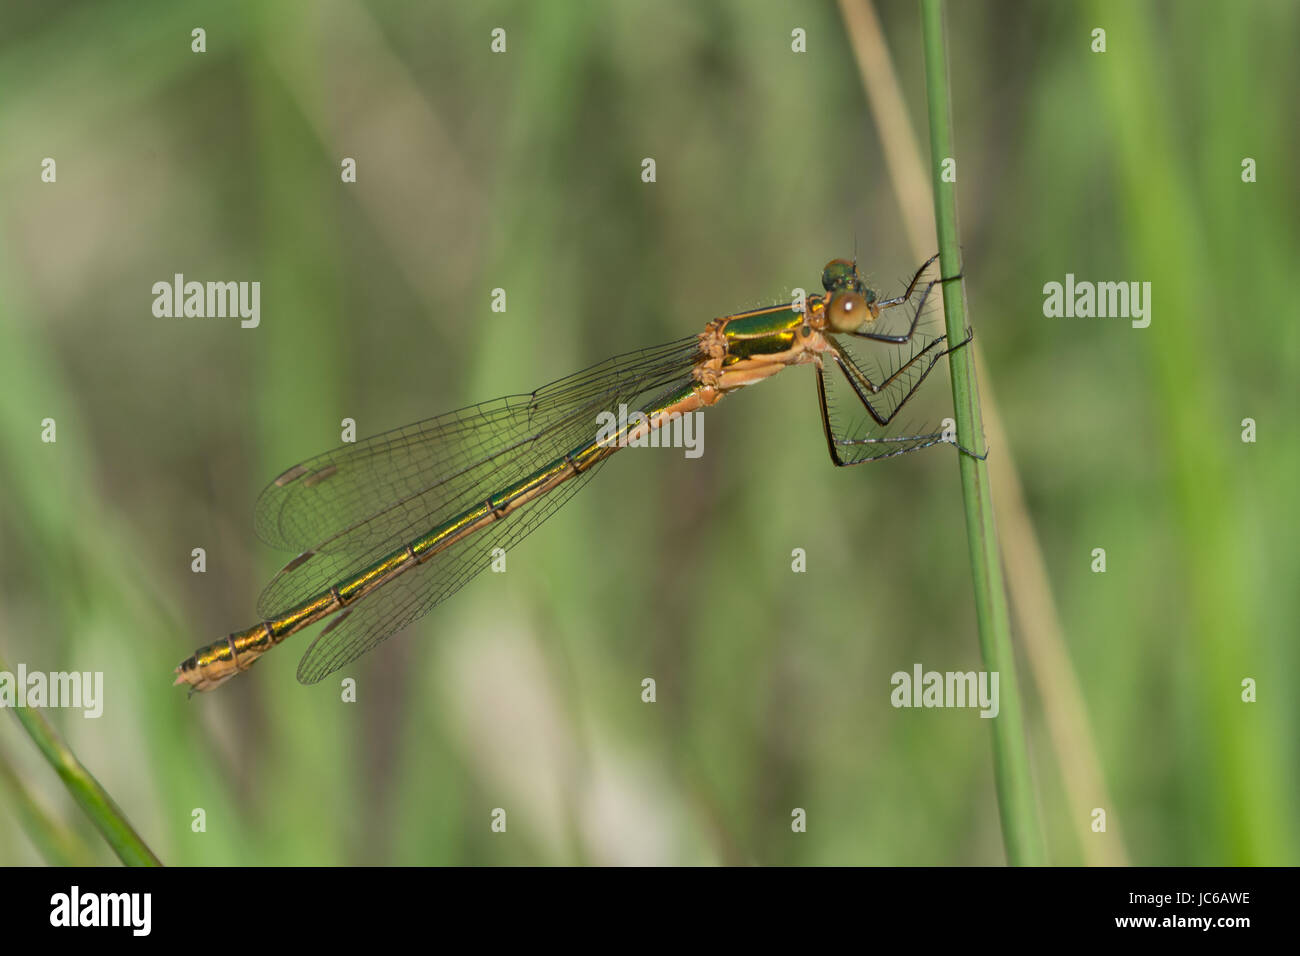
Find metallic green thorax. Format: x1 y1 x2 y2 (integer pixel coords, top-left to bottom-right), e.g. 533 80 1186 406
720 304 806 363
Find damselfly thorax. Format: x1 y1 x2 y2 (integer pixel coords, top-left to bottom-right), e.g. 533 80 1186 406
175 256 973 692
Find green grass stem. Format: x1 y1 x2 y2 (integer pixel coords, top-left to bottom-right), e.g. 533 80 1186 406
2 655 162 866
919 0 1045 866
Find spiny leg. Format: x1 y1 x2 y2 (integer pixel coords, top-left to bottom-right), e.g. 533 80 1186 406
875 252 941 310
832 427 988 463
824 335 948 427
828 324 973 429
815 329 986 466
816 365 949 466
849 265 963 346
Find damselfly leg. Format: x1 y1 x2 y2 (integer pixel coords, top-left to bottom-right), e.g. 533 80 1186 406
845 252 953 345
820 269 957 424
815 258 984 466
816 329 984 466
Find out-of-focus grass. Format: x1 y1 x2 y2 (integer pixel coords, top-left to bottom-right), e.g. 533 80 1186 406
3 654 161 866
0 736 94 865
0 0 1296 865
1087 0 1298 864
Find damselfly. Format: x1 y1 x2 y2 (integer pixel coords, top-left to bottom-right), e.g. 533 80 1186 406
175 256 976 692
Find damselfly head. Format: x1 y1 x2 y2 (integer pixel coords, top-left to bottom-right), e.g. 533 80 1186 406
821 258 860 292
822 259 880 332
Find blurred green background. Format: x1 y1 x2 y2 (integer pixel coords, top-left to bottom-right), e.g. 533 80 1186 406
0 0 1296 865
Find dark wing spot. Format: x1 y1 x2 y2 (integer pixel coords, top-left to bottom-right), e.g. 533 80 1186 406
273 464 310 486
302 464 339 487
280 551 316 574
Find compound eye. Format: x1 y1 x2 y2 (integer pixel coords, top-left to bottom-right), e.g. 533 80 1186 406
828 291 868 331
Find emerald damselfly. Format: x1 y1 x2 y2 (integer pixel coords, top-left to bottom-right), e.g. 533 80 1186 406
175 256 976 692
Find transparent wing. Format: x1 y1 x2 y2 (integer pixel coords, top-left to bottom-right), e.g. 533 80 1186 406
254 336 701 618
295 456 605 684
255 336 699 554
